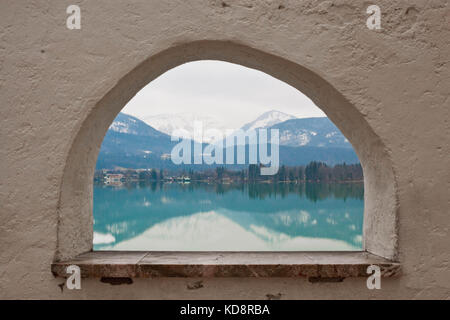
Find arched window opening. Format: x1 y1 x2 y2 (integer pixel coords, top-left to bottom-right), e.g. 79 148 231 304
92 61 364 252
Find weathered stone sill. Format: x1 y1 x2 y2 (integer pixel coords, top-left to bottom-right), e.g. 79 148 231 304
51 251 400 279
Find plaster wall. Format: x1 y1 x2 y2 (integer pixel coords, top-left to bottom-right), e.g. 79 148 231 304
0 0 449 299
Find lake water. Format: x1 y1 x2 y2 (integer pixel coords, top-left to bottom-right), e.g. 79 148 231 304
93 182 364 251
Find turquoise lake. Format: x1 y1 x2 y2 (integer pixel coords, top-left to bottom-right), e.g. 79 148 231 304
93 182 364 251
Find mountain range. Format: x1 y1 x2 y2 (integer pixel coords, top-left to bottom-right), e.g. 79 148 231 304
142 113 227 143
96 111 358 170
240 110 297 131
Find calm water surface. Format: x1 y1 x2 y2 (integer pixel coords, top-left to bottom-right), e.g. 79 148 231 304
93 182 364 251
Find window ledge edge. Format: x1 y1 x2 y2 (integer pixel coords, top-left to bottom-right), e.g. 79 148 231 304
51 251 401 279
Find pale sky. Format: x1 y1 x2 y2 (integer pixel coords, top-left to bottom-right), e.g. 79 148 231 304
122 60 325 129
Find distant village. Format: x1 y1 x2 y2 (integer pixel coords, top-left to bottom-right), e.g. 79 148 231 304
94 162 363 186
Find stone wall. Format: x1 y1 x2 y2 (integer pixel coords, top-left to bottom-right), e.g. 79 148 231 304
0 0 449 299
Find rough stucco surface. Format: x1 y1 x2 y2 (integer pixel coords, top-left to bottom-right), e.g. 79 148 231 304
0 0 449 299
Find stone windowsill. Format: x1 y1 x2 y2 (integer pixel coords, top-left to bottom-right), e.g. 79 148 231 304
51 251 400 280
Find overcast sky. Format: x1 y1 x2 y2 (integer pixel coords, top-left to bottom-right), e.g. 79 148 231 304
122 60 325 129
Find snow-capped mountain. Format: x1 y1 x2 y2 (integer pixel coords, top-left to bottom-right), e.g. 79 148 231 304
98 112 358 169
268 117 351 148
225 110 350 149
109 112 167 138
100 113 175 169
143 113 229 143
240 110 297 131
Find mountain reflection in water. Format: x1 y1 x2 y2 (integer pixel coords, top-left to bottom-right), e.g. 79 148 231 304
93 182 364 251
